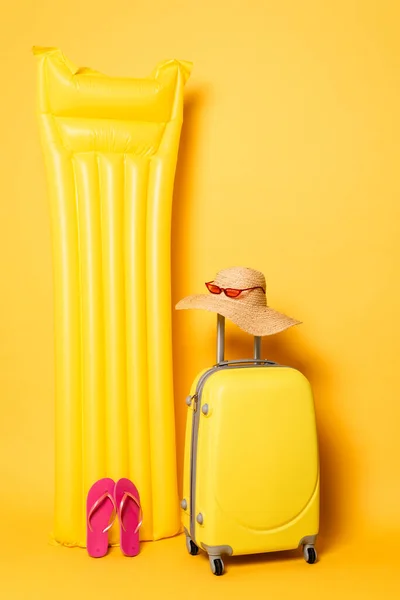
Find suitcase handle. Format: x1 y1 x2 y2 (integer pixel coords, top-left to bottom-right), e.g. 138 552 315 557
216 314 262 363
217 358 277 367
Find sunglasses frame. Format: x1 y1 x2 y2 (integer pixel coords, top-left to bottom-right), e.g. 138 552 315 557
205 281 266 298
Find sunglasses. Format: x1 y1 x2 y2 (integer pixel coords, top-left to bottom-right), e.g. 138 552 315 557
205 281 266 298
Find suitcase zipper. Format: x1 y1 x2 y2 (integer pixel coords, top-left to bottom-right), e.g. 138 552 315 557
189 366 220 540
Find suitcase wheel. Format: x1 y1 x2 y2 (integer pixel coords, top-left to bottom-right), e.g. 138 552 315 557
303 544 318 564
185 535 199 556
209 557 224 576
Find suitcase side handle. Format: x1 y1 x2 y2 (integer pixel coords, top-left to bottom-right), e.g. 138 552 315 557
216 314 262 363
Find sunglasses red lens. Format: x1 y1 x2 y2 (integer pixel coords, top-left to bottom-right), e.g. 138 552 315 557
206 283 221 294
225 288 241 298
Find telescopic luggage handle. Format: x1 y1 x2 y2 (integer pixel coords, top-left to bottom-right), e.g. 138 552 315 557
216 314 262 363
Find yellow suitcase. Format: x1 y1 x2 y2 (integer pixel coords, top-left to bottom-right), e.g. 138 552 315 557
181 316 319 575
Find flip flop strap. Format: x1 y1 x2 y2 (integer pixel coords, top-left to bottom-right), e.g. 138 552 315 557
88 491 117 534
119 491 143 534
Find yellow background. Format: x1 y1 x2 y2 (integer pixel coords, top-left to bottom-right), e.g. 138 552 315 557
1 0 399 598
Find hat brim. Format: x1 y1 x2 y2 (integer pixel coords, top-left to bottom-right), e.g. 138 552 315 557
175 294 301 337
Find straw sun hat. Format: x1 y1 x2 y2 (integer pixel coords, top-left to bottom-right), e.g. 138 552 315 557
175 266 301 337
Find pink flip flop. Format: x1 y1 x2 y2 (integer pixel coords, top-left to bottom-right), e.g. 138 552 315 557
114 478 143 557
86 478 116 558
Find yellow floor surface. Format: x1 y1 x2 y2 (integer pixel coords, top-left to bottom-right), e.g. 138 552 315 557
2 512 399 600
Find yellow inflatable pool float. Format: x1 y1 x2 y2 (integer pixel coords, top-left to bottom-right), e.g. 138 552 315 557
33 47 192 546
